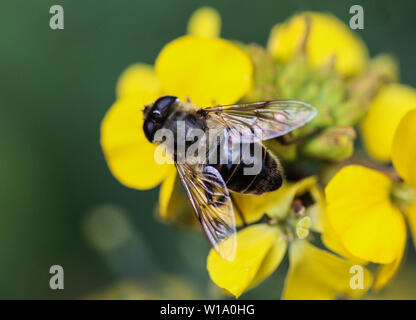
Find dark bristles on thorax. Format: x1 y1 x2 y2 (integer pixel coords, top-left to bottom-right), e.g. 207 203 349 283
196 108 208 117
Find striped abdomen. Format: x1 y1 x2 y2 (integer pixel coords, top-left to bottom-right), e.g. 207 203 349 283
215 143 282 195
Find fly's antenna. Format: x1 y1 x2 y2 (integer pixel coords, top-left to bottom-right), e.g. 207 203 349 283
142 104 152 119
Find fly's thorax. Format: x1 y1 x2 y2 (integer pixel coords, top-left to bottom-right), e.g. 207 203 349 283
165 109 207 162
148 98 208 164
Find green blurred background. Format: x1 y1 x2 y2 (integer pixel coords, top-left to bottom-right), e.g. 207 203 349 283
1 0 416 299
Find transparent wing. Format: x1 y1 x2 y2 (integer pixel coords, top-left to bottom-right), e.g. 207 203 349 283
204 100 317 143
175 163 237 261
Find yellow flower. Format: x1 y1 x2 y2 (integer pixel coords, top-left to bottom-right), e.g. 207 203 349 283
360 84 416 162
324 110 416 290
207 177 373 299
392 110 416 245
267 12 368 77
101 14 252 218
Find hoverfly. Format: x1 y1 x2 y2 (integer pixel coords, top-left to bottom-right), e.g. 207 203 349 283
142 96 317 261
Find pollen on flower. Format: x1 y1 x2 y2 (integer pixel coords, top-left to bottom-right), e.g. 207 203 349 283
296 227 309 240
295 216 311 240
297 216 311 229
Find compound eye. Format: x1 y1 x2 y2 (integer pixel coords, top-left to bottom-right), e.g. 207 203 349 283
153 95 177 115
143 120 157 142
151 109 163 120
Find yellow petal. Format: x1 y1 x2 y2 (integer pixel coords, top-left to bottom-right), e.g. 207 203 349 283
283 240 373 300
101 96 172 189
374 224 406 291
322 218 367 265
267 12 368 76
392 109 416 185
361 84 416 162
233 176 317 224
267 21 306 65
249 229 288 291
320 184 366 264
155 35 252 107
158 169 177 218
406 202 416 249
325 165 406 264
207 224 286 297
308 184 326 233
116 64 161 99
156 175 198 227
187 7 221 38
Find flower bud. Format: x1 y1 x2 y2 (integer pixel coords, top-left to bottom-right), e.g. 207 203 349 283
333 100 366 126
301 126 356 161
391 183 415 208
246 44 277 87
369 54 399 83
